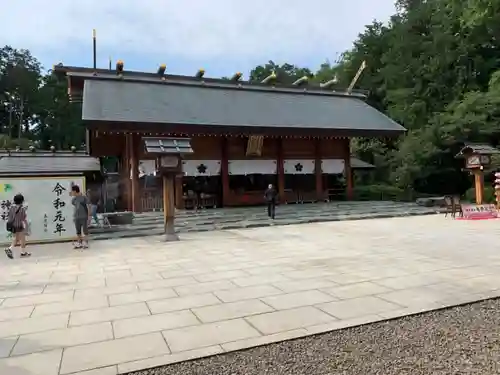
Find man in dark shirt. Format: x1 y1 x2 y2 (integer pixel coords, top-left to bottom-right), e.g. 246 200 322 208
264 184 278 219
194 178 203 210
71 185 91 249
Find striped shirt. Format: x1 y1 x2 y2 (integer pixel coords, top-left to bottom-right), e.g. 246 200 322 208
8 205 26 229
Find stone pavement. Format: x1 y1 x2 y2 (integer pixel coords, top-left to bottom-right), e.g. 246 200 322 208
0 215 499 375
91 201 438 241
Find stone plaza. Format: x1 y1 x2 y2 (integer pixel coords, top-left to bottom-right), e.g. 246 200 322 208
0 214 499 374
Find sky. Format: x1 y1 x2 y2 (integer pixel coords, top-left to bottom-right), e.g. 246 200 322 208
2 0 397 78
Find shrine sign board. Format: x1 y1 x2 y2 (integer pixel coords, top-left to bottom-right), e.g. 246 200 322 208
460 203 498 220
0 177 85 245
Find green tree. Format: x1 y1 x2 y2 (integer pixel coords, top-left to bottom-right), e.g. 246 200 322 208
0 46 42 140
33 71 85 150
249 61 312 84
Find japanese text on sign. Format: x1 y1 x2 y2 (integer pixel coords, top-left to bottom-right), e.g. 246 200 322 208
52 183 66 235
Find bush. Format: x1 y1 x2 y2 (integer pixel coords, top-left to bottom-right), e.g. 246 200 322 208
352 184 415 201
464 186 496 203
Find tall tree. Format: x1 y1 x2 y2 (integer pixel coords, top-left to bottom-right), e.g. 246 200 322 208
249 61 312 84
0 46 42 140
33 71 85 150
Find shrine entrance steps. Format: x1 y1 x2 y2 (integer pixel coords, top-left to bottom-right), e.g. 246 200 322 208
89 201 438 241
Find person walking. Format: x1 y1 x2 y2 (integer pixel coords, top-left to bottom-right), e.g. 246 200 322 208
194 178 203 211
71 185 91 249
4 193 30 259
264 184 278 219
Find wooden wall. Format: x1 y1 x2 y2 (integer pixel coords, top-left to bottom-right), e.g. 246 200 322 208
90 132 125 157
319 138 346 159
90 133 349 161
227 137 278 159
282 138 315 158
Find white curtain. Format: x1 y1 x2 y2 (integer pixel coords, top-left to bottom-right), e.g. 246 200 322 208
228 160 277 175
283 159 315 174
139 160 156 177
130 160 157 179
182 160 221 176
321 159 345 174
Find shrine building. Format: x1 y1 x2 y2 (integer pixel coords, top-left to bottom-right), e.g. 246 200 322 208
54 64 405 212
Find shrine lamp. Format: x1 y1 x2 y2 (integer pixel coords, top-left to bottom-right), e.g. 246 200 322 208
231 72 242 82
142 137 193 242
196 69 205 78
116 60 124 76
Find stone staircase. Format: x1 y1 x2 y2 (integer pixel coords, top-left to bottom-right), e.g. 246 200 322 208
90 201 439 241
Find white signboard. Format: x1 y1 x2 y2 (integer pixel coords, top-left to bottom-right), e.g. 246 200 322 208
321 159 345 174
228 160 277 175
283 159 315 174
0 177 85 245
182 160 221 176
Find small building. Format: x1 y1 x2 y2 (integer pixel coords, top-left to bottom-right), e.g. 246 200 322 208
54 65 405 212
0 150 102 245
0 151 101 179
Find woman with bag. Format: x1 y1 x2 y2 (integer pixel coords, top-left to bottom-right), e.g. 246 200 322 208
5 194 30 259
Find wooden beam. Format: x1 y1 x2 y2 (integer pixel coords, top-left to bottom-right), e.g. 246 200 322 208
277 138 285 202
124 134 132 211
221 137 230 207
314 138 323 201
175 175 184 209
474 169 484 204
163 174 179 241
345 139 353 199
129 134 141 212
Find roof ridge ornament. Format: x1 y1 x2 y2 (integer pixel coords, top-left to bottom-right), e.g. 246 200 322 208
231 72 242 82
292 76 309 86
346 61 366 94
116 60 124 78
320 75 338 89
157 64 166 81
195 69 205 79
261 71 277 84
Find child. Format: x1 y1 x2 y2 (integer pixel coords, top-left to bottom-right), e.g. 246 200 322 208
5 194 30 259
70 185 91 249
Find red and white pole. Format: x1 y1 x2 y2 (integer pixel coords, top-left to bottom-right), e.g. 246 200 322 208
495 172 500 209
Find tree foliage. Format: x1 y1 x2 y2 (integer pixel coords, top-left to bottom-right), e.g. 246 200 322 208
4 0 500 196
0 45 84 150
332 0 500 195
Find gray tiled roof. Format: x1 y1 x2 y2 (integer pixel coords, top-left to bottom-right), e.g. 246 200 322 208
457 143 500 156
82 80 406 135
350 158 375 169
0 153 101 175
143 137 193 155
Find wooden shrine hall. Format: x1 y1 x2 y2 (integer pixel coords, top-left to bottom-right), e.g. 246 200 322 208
54 63 406 212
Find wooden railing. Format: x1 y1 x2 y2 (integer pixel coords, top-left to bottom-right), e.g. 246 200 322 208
141 192 163 212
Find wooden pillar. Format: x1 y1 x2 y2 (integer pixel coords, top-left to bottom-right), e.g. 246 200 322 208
314 138 323 201
474 169 484 204
345 139 354 200
124 134 132 211
175 175 184 209
221 137 230 207
277 138 285 202
129 134 141 212
163 174 179 241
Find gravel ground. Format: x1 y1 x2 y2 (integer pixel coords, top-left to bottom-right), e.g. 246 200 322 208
127 299 500 375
